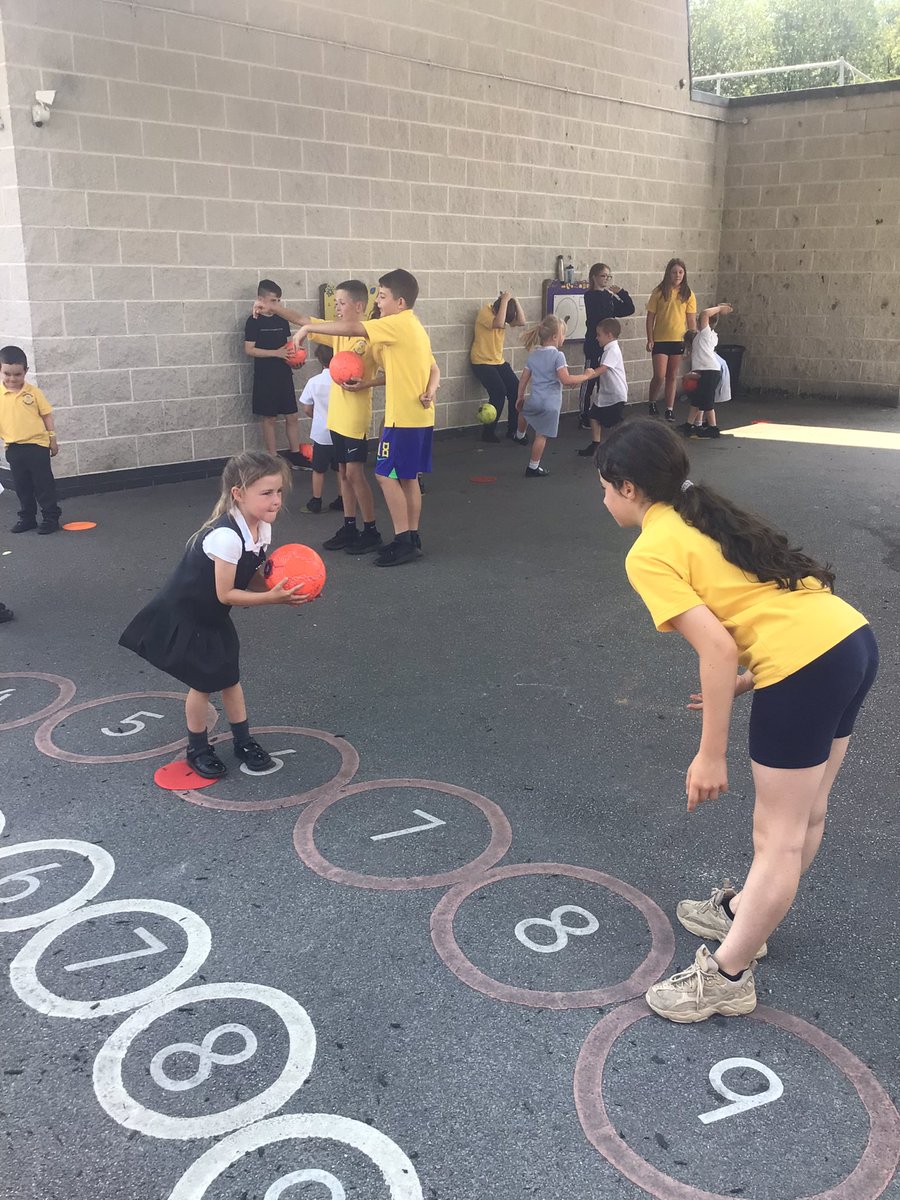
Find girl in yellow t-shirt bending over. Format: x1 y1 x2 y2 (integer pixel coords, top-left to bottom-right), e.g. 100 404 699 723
597 419 878 1025
646 258 697 422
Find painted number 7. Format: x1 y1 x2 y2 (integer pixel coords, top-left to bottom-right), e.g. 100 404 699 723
698 1057 784 1125
101 711 164 737
370 810 446 841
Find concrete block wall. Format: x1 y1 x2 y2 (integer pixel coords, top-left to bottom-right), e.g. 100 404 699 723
0 0 725 478
718 86 900 405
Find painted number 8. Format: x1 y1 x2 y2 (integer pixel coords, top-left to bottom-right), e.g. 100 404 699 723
515 905 600 954
150 1023 258 1093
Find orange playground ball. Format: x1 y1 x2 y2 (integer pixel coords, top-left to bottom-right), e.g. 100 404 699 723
298 443 313 462
285 343 307 368
329 350 365 386
263 543 327 599
683 376 699 393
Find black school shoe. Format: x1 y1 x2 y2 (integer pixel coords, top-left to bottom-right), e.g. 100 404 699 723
374 539 417 567
37 520 60 534
695 426 721 438
648 401 659 416
329 495 344 511
10 518 37 533
345 528 383 555
665 409 675 422
186 745 227 779
234 738 275 772
525 465 550 477
677 422 696 436
577 442 600 457
303 497 323 514
0 603 13 624
323 524 357 551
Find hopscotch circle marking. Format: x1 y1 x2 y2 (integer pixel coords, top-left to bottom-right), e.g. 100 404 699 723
0 672 77 732
0 840 115 933
167 1113 422 1199
34 692 218 764
265 1170 345 1200
0 808 6 837
293 778 513 891
10 898 211 1018
573 998 900 1200
93 982 317 1141
430 863 675 1010
177 727 360 812
150 1023 258 1093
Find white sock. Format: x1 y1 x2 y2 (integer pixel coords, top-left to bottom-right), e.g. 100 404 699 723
529 459 540 470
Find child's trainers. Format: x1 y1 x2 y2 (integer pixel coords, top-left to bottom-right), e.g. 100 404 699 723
328 496 344 511
525 465 550 477
37 520 60 535
186 744 227 779
695 426 721 438
374 539 416 567
10 518 37 533
648 401 659 416
645 945 757 1023
322 524 357 551
676 421 696 436
665 409 675 422
345 528 382 555
0 603 14 624
577 442 599 457
677 884 767 957
234 738 275 772
303 497 323 514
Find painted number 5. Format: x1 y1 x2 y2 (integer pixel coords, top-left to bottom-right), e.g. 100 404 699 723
698 1057 784 1125
101 711 164 737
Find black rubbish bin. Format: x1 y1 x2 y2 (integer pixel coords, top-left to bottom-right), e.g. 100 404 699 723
717 344 745 394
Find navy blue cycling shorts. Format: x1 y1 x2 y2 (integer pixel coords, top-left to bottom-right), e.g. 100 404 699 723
748 625 878 769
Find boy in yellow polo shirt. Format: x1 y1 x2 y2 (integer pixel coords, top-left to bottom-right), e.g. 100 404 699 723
265 280 384 556
0 346 61 534
294 269 439 568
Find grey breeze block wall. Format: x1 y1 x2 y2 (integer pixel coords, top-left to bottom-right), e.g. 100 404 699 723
0 0 725 479
717 86 900 404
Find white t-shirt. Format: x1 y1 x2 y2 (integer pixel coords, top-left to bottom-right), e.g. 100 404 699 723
715 353 731 403
202 508 271 564
299 370 333 446
595 339 627 406
691 325 720 372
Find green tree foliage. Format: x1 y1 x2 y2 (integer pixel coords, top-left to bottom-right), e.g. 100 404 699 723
690 0 900 94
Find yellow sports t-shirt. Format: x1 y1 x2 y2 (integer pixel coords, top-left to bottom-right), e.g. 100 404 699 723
625 503 868 689
470 304 506 366
363 310 435 429
0 383 52 447
308 320 377 440
646 287 697 343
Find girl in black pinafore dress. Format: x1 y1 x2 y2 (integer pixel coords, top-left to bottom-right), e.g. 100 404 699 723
119 451 309 779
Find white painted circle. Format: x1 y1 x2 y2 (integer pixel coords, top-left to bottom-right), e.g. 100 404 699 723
167 1113 422 1199
94 982 317 1140
9 898 210 1018
0 840 115 932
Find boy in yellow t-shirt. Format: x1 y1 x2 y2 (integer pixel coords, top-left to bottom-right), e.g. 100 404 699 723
0 346 61 534
294 269 439 568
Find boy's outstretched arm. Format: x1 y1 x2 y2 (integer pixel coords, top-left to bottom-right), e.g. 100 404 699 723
698 303 734 331
295 320 366 342
253 299 315 324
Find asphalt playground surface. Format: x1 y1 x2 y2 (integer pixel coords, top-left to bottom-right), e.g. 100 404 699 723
1 395 898 1200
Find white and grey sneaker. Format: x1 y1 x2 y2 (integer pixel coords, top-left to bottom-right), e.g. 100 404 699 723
676 883 768 959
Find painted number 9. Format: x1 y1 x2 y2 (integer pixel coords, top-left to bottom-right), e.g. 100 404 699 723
698 1057 784 1125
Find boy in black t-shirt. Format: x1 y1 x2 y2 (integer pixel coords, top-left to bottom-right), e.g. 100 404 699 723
243 279 303 466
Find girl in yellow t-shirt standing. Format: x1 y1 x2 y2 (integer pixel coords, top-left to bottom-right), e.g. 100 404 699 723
596 420 878 1025
646 258 697 422
469 291 527 443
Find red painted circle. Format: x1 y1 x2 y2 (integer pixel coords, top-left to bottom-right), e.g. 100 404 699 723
0 673 77 733
574 998 900 1200
293 778 512 890
430 863 674 1010
177 727 360 812
33 692 218 764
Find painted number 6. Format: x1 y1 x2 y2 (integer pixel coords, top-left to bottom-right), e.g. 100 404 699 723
101 711 164 737
698 1057 784 1125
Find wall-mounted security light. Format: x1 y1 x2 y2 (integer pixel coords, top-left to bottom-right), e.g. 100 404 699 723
32 90 56 127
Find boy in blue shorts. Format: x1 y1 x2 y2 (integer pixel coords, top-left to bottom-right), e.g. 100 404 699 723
293 269 439 567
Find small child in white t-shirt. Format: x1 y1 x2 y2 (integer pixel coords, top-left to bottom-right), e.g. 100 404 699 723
678 304 733 439
578 318 628 457
299 343 342 515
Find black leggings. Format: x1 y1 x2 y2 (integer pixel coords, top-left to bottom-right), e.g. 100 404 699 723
470 361 520 433
579 352 602 422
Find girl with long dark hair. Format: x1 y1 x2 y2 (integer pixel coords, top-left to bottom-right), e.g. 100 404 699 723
596 420 878 1022
646 258 697 421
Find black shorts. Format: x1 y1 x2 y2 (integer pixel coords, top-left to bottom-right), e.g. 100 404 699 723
311 441 338 473
330 430 368 464
748 625 878 769
695 369 720 412
589 402 625 429
651 341 684 358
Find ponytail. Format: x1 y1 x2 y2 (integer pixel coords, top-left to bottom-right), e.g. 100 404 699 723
596 421 835 591
522 314 564 351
